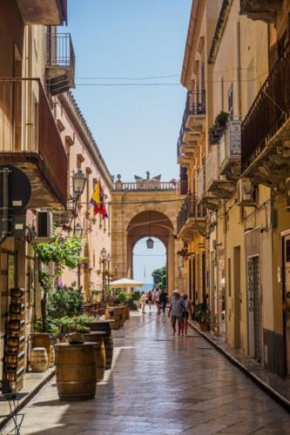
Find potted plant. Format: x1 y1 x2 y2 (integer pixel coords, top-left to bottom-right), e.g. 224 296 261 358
215 111 229 131
193 303 210 332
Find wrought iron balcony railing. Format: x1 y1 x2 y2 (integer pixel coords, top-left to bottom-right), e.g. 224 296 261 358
183 90 206 123
242 50 290 171
46 33 76 95
0 78 68 207
177 195 206 234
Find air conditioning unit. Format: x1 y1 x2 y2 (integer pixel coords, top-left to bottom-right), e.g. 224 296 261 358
36 211 54 240
236 178 257 207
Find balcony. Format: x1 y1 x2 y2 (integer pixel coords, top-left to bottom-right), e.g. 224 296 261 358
219 120 241 181
240 0 282 22
180 91 206 149
16 0 67 25
205 145 236 200
114 180 179 192
46 33 75 96
0 79 68 208
177 195 206 241
241 51 290 187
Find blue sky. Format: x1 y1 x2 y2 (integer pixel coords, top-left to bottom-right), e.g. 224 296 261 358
66 0 191 281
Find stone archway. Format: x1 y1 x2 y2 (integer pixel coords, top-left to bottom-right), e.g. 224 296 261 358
127 211 175 292
110 182 185 295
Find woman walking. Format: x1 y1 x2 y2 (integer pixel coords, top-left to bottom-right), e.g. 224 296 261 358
181 294 192 336
141 292 146 314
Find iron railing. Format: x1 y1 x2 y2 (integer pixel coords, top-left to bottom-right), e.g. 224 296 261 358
242 50 290 171
114 181 179 192
47 32 75 74
0 78 68 206
177 195 206 233
178 90 206 156
184 90 206 122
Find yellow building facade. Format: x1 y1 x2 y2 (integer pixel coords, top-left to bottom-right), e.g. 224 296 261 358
178 0 290 377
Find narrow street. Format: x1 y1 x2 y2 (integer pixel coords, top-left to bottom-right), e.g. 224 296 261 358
4 313 290 435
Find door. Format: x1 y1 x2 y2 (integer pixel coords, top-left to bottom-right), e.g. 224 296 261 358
210 252 216 330
0 251 16 378
283 235 290 375
247 256 262 362
202 251 206 303
234 247 241 349
189 259 192 301
192 257 196 306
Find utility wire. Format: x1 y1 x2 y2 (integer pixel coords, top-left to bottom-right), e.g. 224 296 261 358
76 74 180 80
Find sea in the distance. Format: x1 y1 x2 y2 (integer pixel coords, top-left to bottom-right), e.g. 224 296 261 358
138 283 154 293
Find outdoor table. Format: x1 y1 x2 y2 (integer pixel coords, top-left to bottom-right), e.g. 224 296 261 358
0 381 28 435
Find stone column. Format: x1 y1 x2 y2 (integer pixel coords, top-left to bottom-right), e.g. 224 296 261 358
167 235 175 295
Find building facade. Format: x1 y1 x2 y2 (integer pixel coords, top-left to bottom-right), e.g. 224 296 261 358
0 0 112 388
177 0 290 378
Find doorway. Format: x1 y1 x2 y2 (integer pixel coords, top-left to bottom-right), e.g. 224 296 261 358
233 247 241 349
247 255 262 362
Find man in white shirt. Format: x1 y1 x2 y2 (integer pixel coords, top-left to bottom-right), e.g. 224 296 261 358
168 289 184 336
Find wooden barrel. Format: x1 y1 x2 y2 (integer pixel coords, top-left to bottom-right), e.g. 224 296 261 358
89 322 113 369
55 343 96 401
90 320 113 334
49 345 55 368
30 333 51 363
30 347 48 372
83 333 106 382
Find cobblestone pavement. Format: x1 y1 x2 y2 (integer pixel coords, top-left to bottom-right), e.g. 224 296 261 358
4 312 290 435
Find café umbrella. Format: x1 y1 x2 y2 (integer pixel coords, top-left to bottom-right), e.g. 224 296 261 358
109 278 144 290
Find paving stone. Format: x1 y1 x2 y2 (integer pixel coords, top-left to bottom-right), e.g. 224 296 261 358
3 311 290 435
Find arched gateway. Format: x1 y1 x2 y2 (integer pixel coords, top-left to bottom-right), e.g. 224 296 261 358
110 176 185 295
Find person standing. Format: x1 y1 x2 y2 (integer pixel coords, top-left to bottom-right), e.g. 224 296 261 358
160 289 167 314
168 289 184 336
148 290 153 312
181 294 193 336
154 287 161 315
141 292 146 314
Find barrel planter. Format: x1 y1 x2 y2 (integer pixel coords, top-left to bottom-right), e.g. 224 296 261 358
90 321 113 369
30 347 48 372
55 343 96 401
83 332 106 382
105 307 123 329
30 333 51 364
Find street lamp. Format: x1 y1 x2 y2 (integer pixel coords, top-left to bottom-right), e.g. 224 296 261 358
101 247 107 259
146 237 154 249
73 170 87 198
74 223 83 238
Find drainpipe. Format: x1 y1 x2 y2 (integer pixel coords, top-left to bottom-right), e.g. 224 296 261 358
0 168 10 245
235 21 242 118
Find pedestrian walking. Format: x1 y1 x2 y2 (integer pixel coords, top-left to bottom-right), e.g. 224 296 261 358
148 290 153 312
168 289 184 336
154 287 161 315
160 289 167 314
141 291 146 313
181 293 193 336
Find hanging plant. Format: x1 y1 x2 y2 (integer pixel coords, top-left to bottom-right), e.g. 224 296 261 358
33 236 84 332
